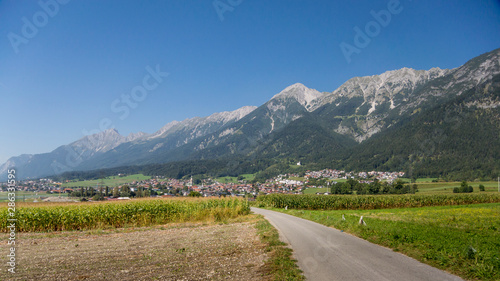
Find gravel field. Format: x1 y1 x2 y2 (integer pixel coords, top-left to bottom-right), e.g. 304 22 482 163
1 219 270 280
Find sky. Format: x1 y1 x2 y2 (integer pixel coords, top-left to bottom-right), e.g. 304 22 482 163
1 0 500 164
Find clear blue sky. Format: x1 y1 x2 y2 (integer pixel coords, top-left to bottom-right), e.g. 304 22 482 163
1 0 499 164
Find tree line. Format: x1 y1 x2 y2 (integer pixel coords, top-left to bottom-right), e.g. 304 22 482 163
330 179 418 195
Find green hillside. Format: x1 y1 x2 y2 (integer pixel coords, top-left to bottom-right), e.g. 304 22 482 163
342 75 500 180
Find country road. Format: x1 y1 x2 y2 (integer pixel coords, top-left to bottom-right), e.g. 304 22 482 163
252 207 464 281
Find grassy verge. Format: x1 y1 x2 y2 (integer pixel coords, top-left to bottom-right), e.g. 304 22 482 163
255 216 305 281
274 203 500 281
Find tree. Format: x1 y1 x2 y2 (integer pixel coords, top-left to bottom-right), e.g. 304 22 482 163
330 183 340 194
368 180 381 194
459 181 471 193
479 184 485 191
112 187 120 197
455 181 473 193
71 190 82 197
330 182 352 194
120 185 131 197
380 182 392 194
410 176 417 183
92 193 105 201
354 182 366 195
346 178 357 192
188 191 202 197
392 180 405 194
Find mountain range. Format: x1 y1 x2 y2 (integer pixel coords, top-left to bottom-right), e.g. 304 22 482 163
2 48 499 181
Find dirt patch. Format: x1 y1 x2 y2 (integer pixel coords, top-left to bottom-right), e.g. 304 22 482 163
0 219 270 280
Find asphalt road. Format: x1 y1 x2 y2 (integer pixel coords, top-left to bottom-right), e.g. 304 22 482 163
252 207 464 281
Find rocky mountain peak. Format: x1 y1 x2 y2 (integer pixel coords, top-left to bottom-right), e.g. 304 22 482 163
126 132 149 142
205 105 257 124
322 66 451 107
71 128 126 154
451 48 500 86
149 105 257 140
271 83 323 111
150 121 181 139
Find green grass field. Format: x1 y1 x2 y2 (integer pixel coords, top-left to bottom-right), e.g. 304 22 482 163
415 177 438 182
399 177 437 183
303 187 330 194
277 203 500 281
0 191 68 202
60 174 151 188
215 174 255 184
302 180 498 194
417 181 498 194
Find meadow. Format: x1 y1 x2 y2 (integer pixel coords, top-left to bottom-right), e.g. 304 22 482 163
276 203 500 281
0 197 250 232
303 187 330 194
60 173 151 188
415 180 498 194
0 190 69 202
301 180 499 194
215 173 256 183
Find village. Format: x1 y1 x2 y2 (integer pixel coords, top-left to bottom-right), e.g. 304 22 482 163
0 169 405 200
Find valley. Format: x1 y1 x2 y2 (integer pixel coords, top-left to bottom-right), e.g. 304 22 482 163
2 3 499 281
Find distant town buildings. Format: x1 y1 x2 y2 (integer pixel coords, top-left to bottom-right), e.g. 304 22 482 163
1 169 405 199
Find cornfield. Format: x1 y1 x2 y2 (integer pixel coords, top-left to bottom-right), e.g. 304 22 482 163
0 198 250 232
256 193 500 210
